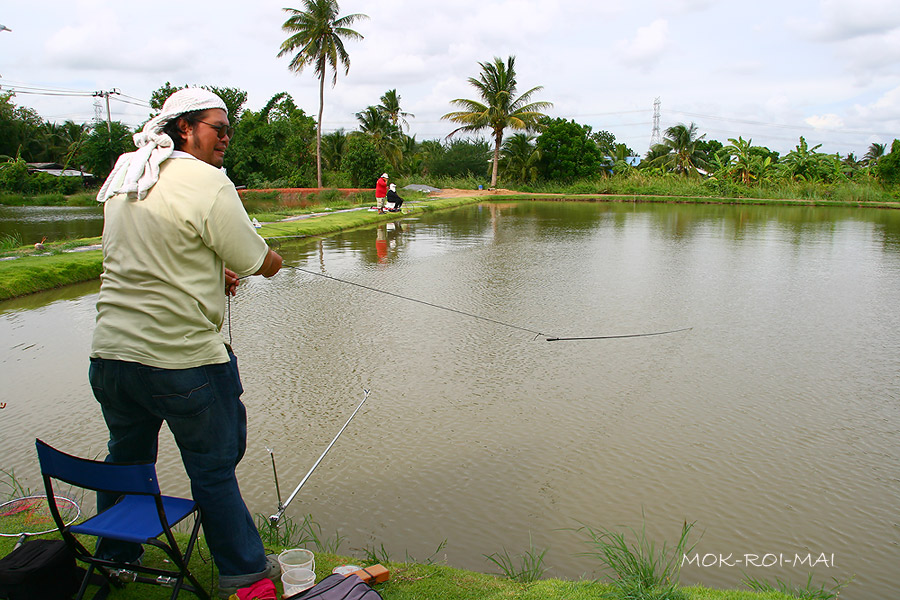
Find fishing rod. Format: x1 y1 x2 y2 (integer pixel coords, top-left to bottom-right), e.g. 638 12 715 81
268 388 370 525
286 265 691 342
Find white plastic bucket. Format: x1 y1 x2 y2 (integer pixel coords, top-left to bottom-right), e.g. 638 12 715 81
278 548 315 573
281 567 316 596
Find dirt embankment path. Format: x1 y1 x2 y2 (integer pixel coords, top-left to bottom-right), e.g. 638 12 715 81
428 188 524 199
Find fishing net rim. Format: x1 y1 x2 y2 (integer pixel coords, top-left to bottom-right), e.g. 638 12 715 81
0 494 81 536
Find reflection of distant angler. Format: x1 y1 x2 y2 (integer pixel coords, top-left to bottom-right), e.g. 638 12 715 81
376 225 387 263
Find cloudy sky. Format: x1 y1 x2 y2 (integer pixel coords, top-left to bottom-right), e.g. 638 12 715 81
2 0 899 157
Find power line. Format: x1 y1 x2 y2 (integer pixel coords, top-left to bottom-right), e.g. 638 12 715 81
0 81 150 107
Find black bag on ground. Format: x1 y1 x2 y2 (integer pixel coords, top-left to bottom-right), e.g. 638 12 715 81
286 573 383 600
0 539 81 600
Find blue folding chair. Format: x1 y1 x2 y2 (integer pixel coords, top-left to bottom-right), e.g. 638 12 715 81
35 439 210 600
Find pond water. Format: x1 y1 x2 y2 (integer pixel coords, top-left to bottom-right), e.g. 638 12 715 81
0 205 104 244
1 201 898 598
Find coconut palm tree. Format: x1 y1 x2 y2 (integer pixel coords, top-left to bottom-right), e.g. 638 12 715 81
645 122 711 176
864 142 885 167
442 56 552 188
378 89 414 132
354 106 402 170
278 0 368 188
320 129 347 171
500 133 540 183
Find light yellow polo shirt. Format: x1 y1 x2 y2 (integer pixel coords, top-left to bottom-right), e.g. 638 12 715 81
91 156 268 369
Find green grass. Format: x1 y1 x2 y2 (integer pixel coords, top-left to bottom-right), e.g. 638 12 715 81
0 249 103 300
0 190 96 206
0 471 803 600
0 535 801 600
484 534 548 583
66 192 98 206
0 233 23 252
742 573 853 600
0 531 799 600
0 192 27 205
574 518 696 600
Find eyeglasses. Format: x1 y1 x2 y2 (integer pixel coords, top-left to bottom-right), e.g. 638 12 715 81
195 119 235 139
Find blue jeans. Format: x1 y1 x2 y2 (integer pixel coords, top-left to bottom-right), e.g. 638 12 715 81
88 352 267 577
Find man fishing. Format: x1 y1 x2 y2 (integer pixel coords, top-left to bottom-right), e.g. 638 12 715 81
90 88 282 598
375 172 388 213
385 183 404 212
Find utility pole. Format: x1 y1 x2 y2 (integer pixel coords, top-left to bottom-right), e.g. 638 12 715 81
93 89 121 169
650 97 661 147
92 89 120 134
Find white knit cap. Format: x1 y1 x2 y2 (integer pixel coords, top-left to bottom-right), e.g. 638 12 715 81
97 88 227 202
389 183 396 191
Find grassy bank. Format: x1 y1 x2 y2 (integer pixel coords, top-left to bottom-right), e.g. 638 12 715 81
0 196 482 301
0 530 797 600
0 191 98 207
518 172 900 205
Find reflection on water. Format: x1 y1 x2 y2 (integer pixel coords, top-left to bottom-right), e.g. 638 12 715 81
1 201 899 599
0 205 104 244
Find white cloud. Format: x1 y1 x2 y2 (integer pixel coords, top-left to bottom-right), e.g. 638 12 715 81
839 29 900 81
616 19 669 71
714 60 763 76
663 0 718 15
793 0 900 41
805 113 845 129
851 84 900 123
3 0 899 156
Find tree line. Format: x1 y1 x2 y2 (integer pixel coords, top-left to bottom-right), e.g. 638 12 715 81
2 0 898 195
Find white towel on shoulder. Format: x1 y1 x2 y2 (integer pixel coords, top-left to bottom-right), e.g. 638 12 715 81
97 88 226 203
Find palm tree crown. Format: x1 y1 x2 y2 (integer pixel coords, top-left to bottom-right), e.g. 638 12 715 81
278 0 368 187
646 122 711 176
864 142 886 166
442 56 552 187
378 89 414 132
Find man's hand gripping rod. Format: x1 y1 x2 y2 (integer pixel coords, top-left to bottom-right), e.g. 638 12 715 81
268 389 370 525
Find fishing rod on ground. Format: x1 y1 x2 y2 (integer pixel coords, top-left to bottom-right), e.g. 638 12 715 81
284 265 692 342
267 388 370 526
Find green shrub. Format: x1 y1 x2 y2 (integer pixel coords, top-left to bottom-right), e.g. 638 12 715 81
0 232 23 252
0 192 26 205
66 192 98 206
33 193 66 205
831 181 891 203
323 170 353 188
343 137 390 187
308 188 345 205
0 159 28 192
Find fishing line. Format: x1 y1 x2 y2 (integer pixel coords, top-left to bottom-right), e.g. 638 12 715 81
285 266 692 342
269 389 370 524
287 265 551 339
545 327 693 342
